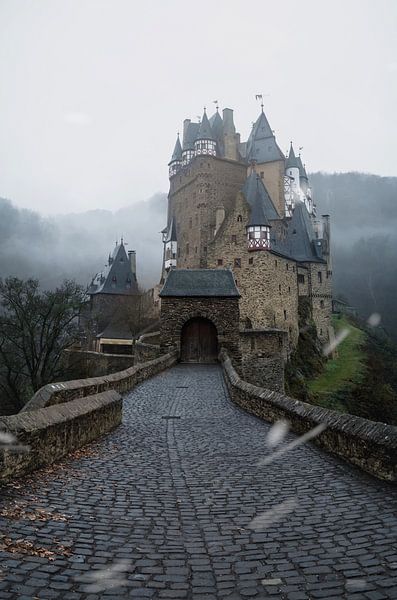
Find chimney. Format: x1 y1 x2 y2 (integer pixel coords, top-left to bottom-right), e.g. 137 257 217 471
222 108 235 134
182 119 191 148
128 250 136 275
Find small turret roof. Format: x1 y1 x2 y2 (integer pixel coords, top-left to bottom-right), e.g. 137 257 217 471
286 143 300 170
169 134 182 164
196 110 215 141
209 111 224 155
297 154 308 179
164 216 177 243
242 171 280 223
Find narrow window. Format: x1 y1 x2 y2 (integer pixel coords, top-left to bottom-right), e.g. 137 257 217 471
275 260 278 267
231 234 237 244
195 246 198 254
286 263 289 271
217 259 223 266
298 274 305 284
279 284 281 292
318 271 322 284
288 286 291 293
237 215 242 222
204 246 207 254
284 309 287 320
249 257 254 265
320 300 324 308
234 258 241 268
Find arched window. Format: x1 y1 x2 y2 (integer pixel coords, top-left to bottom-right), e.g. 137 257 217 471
237 215 243 222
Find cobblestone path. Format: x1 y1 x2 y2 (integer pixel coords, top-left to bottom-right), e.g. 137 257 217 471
1 365 396 599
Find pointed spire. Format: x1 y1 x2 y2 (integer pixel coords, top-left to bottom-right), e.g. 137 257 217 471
296 154 308 180
286 142 300 169
197 109 215 141
170 133 183 163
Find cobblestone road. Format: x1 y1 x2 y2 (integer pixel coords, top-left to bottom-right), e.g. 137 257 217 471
1 365 396 599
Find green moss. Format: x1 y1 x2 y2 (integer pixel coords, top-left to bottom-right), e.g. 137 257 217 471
308 314 366 398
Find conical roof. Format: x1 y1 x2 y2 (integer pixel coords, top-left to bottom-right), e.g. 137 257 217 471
247 110 285 163
169 134 182 164
88 241 139 295
297 155 308 180
196 110 215 141
165 217 177 243
286 143 300 169
242 172 279 224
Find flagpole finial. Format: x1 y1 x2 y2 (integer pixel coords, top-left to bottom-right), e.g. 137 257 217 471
213 99 219 112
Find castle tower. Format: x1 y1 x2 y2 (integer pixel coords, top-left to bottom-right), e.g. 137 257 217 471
168 134 182 177
285 142 301 199
195 109 217 156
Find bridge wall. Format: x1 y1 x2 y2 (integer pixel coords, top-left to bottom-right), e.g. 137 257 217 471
220 350 397 482
22 351 178 412
0 390 121 483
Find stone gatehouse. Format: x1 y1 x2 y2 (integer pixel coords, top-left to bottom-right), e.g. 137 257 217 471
159 269 240 364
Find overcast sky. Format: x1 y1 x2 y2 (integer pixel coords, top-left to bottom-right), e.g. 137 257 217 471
0 0 396 215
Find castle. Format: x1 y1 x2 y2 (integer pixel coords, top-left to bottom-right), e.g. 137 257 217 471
160 104 333 364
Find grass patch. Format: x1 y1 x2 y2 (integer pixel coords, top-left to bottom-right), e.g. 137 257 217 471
307 315 366 407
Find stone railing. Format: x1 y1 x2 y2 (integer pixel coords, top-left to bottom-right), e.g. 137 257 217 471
22 351 178 412
0 351 178 483
135 331 162 362
220 349 397 482
0 390 122 483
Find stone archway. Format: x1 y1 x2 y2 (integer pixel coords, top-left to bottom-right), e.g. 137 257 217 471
180 317 218 363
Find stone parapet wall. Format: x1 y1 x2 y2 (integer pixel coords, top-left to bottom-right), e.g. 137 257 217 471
0 390 122 483
220 350 397 482
22 352 178 412
62 348 134 379
135 331 162 362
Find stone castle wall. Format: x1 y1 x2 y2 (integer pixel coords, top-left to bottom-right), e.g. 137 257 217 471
255 160 286 217
169 156 246 268
307 262 333 343
207 192 299 349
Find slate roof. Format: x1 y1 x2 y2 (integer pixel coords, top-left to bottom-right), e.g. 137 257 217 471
297 155 308 179
182 122 200 151
286 143 300 169
169 134 182 164
196 111 215 141
164 217 177 242
88 242 139 295
159 269 240 297
97 321 133 340
209 111 224 155
283 201 325 263
242 172 280 222
246 111 285 163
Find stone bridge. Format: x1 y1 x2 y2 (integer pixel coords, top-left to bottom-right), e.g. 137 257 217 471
0 364 396 599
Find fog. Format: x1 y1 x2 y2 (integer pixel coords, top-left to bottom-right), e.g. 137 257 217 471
0 193 167 290
1 171 397 338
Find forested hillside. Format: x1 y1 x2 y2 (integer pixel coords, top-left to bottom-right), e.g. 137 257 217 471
311 172 397 340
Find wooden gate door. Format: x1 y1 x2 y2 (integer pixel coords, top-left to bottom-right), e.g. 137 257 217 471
180 318 218 363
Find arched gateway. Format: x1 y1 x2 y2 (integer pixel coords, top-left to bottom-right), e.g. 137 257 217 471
159 268 241 363
180 317 218 363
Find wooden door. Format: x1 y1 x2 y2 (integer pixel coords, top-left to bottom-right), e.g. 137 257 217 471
180 318 218 363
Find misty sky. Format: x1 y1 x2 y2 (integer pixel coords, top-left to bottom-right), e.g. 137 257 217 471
0 0 396 215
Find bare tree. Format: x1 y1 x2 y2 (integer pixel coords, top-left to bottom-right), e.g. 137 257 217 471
0 277 85 412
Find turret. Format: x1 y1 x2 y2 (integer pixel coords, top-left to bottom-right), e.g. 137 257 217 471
168 134 182 177
285 142 300 197
182 119 197 165
246 176 272 251
194 109 216 156
164 217 178 271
